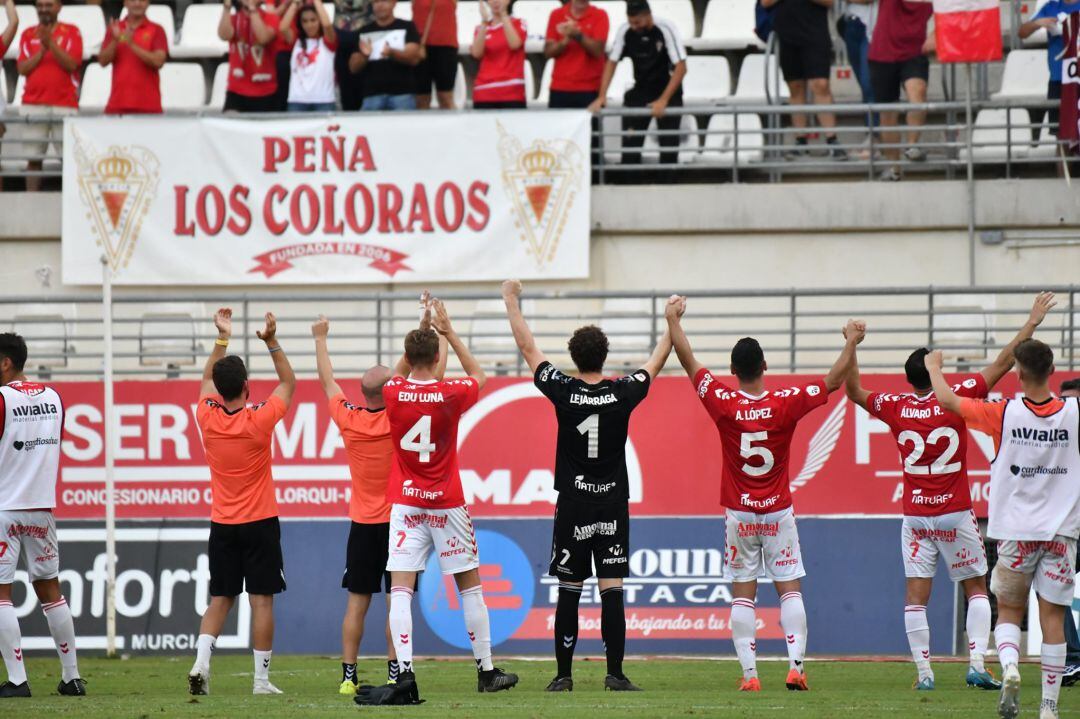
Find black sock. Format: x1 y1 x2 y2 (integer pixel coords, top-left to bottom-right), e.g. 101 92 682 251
342 662 357 684
554 583 582 678
388 659 401 681
600 586 626 679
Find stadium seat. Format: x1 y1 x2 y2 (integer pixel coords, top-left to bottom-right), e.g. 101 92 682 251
12 304 76 371
591 0 626 47
468 299 529 371
681 55 732 105
522 58 536 100
932 295 996 362
161 63 208 109
534 58 553 106
649 0 697 44
698 111 765 166
173 4 229 58
604 57 635 105
456 1 480 51
1 4 38 60
690 0 763 51
600 298 654 358
0 65 6 104
1028 120 1061 159
395 1 411 21
78 63 112 110
120 5 177 51
58 5 106 59
138 304 204 374
991 49 1050 102
642 113 701 164
10 73 25 107
961 108 1034 161
729 53 789 103
208 61 229 109
453 61 466 107
514 0 558 53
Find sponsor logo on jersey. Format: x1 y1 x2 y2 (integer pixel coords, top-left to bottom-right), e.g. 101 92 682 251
569 392 618 407
962 379 978 389
910 489 954 505
7 524 49 539
573 476 618 495
633 372 648 383
401 480 444 501
11 438 60 452
1010 427 1069 443
7 381 46 396
950 546 980 570
739 492 780 510
807 385 821 397
572 520 617 541
11 403 59 418
1014 540 1069 560
439 536 468 558
696 373 713 398
909 527 957 542
735 407 773 421
1008 465 1068 478
404 512 448 529
737 521 779 538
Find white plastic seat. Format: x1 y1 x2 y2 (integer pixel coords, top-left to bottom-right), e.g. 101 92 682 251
535 57 553 106
394 1 411 20
699 112 765 165
691 0 763 50
456 1 479 51
161 63 207 109
12 304 77 370
173 4 229 58
78 62 112 110
1 5 38 60
604 57 635 105
600 298 654 356
933 295 997 362
208 61 229 108
0 65 6 105
1028 120 1061 159
58 5 106 58
991 49 1050 102
139 304 204 369
641 113 700 164
120 5 177 51
453 61 466 107
514 0 558 53
649 0 696 44
523 58 535 100
961 108 1033 161
682 55 732 105
728 53 789 103
9 73 24 108
590 1 622 47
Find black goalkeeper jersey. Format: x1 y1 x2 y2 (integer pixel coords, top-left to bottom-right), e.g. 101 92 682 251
534 361 651 505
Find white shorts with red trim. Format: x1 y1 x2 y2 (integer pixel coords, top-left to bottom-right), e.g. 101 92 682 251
901 510 987 581
994 536 1076 607
723 508 805 583
386 504 480 576
0 510 59 584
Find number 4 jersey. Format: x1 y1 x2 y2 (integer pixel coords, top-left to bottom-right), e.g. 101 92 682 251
867 374 988 517
383 376 480 509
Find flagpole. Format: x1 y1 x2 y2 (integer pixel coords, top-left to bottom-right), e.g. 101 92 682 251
101 254 118 657
964 62 976 286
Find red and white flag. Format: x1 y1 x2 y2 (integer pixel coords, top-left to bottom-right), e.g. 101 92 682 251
1062 11 1080 150
932 0 1003 63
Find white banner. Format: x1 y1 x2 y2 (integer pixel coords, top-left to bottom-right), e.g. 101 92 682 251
61 112 591 285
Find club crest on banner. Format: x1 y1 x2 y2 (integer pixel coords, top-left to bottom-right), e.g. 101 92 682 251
496 123 583 268
71 129 160 273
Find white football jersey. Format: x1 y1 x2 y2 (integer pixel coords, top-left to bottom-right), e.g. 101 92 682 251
0 381 64 511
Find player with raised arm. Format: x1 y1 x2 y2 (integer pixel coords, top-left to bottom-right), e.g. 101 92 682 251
502 280 674 693
0 333 85 698
355 299 518 706
188 308 296 697
667 299 864 692
927 337 1078 719
845 292 1056 691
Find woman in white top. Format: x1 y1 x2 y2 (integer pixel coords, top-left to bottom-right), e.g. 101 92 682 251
282 0 339 111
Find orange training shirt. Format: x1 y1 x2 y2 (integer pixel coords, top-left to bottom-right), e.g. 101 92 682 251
329 393 393 524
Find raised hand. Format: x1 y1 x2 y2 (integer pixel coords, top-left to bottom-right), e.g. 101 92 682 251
431 299 453 336
665 295 686 321
311 314 329 338
1029 291 1057 327
501 279 522 300
924 349 944 372
256 312 278 343
843 319 866 345
214 308 233 338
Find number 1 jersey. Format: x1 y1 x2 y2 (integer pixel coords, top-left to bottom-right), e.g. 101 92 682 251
694 368 829 513
383 376 480 509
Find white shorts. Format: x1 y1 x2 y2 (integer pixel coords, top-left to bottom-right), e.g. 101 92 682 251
0 510 60 584
723 507 805 583
994 537 1077 607
386 504 480 576
18 105 76 158
902 510 988 581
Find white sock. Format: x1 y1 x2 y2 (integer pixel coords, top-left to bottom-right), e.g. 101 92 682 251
254 649 272 682
0 600 27 685
966 594 991 673
730 598 758 680
780 591 807 672
193 633 215 673
42 597 79 682
460 586 494 672
904 605 933 680
996 622 1021 670
1042 642 1067 708
389 586 414 673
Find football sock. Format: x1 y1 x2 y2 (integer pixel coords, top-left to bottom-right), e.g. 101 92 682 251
389 586 414 673
460 586 494 672
342 662 357 684
1042 642 1067 708
730 598 758 680
600 586 626 678
966 594 991 673
254 649 272 682
194 633 215 673
779 591 807 672
996 622 1022 670
0 599 27 685
388 660 400 683
42 597 79 682
554 582 582 678
904 605 932 680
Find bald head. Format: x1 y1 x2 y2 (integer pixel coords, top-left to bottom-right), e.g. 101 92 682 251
361 365 392 407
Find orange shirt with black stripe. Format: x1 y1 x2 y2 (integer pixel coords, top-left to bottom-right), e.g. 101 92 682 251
329 393 393 524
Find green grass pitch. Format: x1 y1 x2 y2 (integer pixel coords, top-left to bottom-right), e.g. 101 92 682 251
4 656 1076 718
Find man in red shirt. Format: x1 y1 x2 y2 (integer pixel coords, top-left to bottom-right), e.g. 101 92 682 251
668 299 864 692
0 0 19 192
17 0 81 192
412 0 457 109
845 292 1056 691
544 0 608 108
355 300 518 706
98 0 168 115
219 0 281 112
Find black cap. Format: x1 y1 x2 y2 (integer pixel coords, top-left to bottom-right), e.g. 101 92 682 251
627 0 650 15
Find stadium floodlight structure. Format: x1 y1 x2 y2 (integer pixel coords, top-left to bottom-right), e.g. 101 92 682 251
100 254 119 657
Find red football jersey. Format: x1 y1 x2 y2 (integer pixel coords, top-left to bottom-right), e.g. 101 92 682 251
18 23 83 108
694 368 829 512
867 374 987 517
226 7 281 97
384 376 480 509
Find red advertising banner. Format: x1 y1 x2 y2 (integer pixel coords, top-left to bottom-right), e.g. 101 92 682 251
51 373 1077 520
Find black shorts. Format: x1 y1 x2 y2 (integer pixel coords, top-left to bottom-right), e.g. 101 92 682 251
223 91 280 113
208 517 286 597
549 500 630 582
778 36 832 81
342 521 391 594
869 56 930 104
415 45 458 94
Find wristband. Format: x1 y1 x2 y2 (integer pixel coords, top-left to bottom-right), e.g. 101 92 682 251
215 338 229 347
268 345 283 353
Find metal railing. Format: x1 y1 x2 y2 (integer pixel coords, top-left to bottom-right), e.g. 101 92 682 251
1 286 1075 380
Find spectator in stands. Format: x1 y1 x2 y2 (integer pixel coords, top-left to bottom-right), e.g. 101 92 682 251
868 0 933 180
589 0 687 166
544 0 609 109
838 0 877 123
281 0 338 111
332 0 372 109
270 0 296 111
1020 0 1080 144
218 0 282 112
98 0 168 115
17 0 82 192
348 0 421 110
763 0 846 159
0 0 18 192
471 0 527 109
412 0 458 109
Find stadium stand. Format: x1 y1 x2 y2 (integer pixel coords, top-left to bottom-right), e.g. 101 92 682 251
681 55 733 105
172 3 228 58
641 114 701 164
208 60 229 109
514 0 559 53
689 0 764 50
161 63 209 110
0 3 37 60
991 48 1050 102
960 108 1034 162
120 4 177 51
59 4 106 59
698 111 765 165
728 53 790 103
